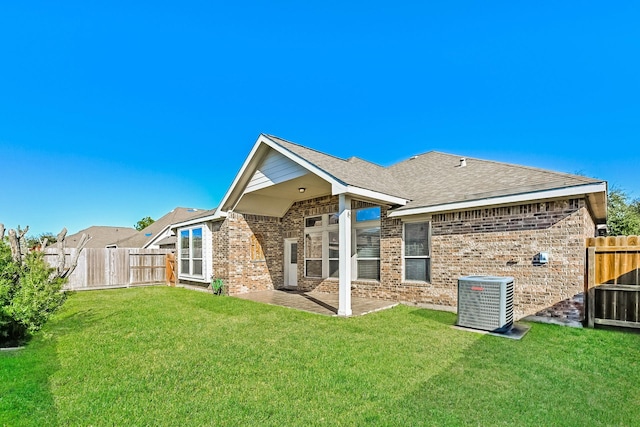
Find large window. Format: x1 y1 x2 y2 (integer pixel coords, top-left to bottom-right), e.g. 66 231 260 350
304 213 339 278
303 207 382 281
180 226 203 277
404 222 431 282
354 207 381 280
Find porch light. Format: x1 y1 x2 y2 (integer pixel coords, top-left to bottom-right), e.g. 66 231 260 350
298 187 306 193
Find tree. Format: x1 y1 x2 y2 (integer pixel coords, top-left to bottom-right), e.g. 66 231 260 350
0 224 89 346
135 216 155 231
607 188 640 236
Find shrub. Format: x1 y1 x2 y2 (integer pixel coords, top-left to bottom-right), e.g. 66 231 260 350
0 240 67 345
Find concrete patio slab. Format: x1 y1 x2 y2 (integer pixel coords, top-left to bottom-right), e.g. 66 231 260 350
234 289 398 316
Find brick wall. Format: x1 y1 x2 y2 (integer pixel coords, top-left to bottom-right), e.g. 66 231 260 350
350 198 595 320
206 194 595 322
212 213 283 295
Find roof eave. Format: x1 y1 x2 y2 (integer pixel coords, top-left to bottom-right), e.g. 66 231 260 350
388 182 608 219
171 214 221 229
216 134 349 216
342 185 409 207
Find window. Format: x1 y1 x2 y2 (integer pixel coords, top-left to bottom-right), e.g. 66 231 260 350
303 207 382 281
305 232 323 277
304 213 339 278
180 226 204 277
404 222 431 282
354 207 381 280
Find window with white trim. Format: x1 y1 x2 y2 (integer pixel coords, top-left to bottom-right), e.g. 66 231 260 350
179 226 204 278
404 221 431 282
354 207 381 281
304 213 339 278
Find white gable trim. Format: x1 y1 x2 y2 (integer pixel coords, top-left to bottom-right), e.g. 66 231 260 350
214 134 407 218
388 182 607 218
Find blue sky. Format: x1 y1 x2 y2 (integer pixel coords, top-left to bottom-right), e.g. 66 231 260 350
1 1 639 236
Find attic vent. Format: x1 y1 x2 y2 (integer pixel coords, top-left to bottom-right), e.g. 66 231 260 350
409 155 418 160
187 209 198 212
459 158 467 167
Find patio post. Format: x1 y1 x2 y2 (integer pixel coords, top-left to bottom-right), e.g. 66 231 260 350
338 194 352 316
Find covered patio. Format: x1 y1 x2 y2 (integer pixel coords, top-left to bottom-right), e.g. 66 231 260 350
215 134 409 316
235 290 398 316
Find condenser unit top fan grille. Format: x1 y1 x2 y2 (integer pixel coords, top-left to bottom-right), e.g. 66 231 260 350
457 275 514 333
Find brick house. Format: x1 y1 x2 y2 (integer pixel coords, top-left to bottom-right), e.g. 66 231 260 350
171 134 607 320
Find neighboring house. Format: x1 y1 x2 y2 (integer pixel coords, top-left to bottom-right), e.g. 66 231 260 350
171 134 607 320
108 207 209 249
64 226 138 248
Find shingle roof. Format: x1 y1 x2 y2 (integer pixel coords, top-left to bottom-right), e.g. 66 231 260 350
263 134 407 199
110 207 208 248
64 226 138 248
263 134 604 212
388 151 602 210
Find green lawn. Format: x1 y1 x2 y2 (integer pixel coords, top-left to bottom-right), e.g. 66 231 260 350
1 287 639 426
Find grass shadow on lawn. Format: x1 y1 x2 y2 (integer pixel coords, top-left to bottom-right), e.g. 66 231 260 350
4 287 640 426
387 322 640 426
0 329 62 426
0 297 103 427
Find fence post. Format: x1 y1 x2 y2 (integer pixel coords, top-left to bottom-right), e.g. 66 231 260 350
587 246 596 328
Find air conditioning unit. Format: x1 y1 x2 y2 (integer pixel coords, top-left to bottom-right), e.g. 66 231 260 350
457 275 514 333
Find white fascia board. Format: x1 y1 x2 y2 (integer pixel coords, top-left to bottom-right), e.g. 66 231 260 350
216 137 267 214
261 135 346 188
215 134 347 217
388 182 607 218
171 214 220 229
142 225 170 249
341 185 409 206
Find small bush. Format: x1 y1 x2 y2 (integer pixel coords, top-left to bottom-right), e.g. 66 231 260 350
0 240 67 346
211 278 224 295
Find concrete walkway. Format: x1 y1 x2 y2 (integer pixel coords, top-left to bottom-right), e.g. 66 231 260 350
234 289 398 316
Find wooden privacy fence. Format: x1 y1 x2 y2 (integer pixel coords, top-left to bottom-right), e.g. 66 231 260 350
44 248 174 290
585 236 640 329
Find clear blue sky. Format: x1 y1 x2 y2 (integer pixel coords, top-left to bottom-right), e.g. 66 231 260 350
1 1 639 236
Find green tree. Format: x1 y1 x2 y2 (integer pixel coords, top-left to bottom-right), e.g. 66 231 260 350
0 239 66 345
135 216 155 231
607 188 640 236
24 232 57 249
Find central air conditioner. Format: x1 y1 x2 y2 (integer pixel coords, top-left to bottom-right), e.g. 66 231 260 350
457 275 514 333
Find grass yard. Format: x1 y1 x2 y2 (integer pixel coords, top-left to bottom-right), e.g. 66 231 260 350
1 287 639 426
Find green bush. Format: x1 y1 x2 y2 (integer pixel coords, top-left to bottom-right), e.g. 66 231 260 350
0 240 66 346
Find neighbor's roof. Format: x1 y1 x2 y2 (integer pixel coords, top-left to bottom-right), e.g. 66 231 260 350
110 207 208 248
64 226 138 248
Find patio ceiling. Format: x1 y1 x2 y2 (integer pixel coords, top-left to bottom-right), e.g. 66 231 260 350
234 172 332 217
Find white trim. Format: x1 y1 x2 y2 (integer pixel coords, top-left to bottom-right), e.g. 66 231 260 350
171 214 220 229
338 194 352 316
388 183 607 218
177 224 210 283
215 134 409 218
142 225 170 249
343 185 409 207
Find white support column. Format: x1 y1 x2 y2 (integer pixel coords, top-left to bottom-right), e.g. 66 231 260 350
338 194 352 316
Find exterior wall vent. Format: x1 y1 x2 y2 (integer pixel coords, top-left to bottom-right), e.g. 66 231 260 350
457 275 514 333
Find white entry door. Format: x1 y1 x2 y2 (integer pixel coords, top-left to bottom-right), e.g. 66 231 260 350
284 239 298 287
